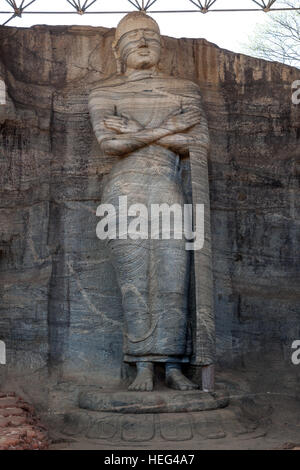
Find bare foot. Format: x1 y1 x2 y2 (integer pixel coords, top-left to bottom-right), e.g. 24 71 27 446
128 362 154 392
166 366 199 391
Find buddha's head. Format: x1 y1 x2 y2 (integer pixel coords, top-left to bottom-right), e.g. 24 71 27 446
112 11 161 73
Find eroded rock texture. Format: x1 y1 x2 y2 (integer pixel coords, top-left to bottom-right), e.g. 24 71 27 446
0 25 299 407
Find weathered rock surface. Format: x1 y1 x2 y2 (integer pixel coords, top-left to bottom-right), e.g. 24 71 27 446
0 24 299 417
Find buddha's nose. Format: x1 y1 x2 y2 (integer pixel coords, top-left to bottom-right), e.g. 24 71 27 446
138 35 147 47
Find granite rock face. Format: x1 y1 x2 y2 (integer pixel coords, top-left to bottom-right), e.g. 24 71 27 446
0 25 299 407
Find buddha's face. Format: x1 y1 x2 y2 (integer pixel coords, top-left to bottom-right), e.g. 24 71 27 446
116 28 161 71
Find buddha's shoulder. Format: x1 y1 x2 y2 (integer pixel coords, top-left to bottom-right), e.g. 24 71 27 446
156 75 201 93
89 74 126 97
89 74 201 96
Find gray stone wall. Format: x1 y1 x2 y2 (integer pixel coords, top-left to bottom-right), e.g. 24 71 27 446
0 25 299 400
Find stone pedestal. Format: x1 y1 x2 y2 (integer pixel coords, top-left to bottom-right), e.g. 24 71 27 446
79 388 229 414
44 383 272 446
59 402 269 445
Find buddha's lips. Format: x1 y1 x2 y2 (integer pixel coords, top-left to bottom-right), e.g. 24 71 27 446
138 50 151 56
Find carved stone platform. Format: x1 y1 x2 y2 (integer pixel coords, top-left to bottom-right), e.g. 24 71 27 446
45 384 271 445
78 388 229 414
59 403 269 445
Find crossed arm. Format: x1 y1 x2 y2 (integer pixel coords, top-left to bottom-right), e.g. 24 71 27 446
98 107 203 157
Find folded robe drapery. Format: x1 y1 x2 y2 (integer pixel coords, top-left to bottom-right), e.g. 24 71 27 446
189 141 215 366
89 74 215 366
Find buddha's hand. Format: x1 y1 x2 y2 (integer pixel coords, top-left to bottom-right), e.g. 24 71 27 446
104 114 144 134
161 108 201 134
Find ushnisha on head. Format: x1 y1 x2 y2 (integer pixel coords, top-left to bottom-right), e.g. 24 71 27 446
112 11 161 73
